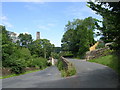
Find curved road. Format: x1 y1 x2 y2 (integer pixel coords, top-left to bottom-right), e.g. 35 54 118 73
2 59 119 88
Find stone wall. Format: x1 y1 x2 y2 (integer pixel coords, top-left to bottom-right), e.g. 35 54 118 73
85 47 110 60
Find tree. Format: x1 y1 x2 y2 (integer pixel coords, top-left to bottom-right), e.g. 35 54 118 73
61 17 97 58
28 39 54 58
1 25 17 65
87 1 120 51
18 33 33 47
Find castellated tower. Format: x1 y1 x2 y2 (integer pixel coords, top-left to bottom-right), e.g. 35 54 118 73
36 32 40 40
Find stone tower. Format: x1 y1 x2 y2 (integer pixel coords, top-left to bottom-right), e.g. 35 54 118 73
36 32 40 40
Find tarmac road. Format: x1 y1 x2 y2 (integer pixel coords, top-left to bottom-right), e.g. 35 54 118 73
2 59 119 88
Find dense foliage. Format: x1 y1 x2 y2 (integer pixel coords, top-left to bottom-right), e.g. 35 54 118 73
1 25 54 74
87 1 120 52
61 17 97 58
28 39 54 58
87 1 120 73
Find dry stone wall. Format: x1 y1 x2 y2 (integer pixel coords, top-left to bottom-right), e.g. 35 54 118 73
85 47 110 60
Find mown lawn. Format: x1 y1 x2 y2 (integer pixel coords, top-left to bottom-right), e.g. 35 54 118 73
89 55 120 75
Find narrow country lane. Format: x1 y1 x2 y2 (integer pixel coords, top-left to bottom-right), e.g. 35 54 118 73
2 59 119 88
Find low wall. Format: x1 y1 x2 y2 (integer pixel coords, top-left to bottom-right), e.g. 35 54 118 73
85 47 110 60
60 56 73 70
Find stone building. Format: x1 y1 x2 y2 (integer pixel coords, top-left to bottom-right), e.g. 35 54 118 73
36 32 40 40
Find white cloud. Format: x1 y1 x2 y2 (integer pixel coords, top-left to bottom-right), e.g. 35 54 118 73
2 22 13 28
0 15 13 28
24 5 37 10
0 16 7 21
47 23 55 27
63 3 102 20
38 25 49 30
37 23 56 30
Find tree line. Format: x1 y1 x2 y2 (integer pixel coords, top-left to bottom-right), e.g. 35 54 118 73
1 25 54 74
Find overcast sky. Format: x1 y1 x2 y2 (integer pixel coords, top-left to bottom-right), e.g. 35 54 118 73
1 1 102 47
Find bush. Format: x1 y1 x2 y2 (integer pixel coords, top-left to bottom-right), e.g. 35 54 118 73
3 47 49 74
61 63 76 77
51 52 60 59
56 59 64 71
47 62 52 66
96 42 105 49
56 59 76 77
9 59 26 74
30 57 48 69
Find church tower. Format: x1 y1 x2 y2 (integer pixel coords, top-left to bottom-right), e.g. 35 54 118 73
36 32 40 40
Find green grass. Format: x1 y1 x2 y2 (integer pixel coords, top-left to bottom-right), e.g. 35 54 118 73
61 64 76 77
56 60 77 77
89 54 120 75
0 67 48 79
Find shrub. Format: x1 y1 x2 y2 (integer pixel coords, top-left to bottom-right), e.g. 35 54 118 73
51 52 60 59
96 42 105 49
9 59 26 74
47 62 52 66
56 59 64 71
30 57 48 69
67 64 76 76
56 59 76 77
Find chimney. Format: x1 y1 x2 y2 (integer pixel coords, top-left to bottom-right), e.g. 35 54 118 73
36 32 40 40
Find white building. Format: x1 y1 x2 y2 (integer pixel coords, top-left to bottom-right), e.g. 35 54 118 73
8 31 20 43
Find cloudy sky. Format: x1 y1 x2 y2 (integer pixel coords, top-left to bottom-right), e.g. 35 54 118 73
1 1 102 47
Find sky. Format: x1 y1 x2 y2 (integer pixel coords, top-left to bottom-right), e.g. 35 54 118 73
1 1 102 47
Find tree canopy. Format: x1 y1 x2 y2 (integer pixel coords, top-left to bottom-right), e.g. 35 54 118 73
61 17 97 58
87 1 120 51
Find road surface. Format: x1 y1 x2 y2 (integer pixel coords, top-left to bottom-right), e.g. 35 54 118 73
2 59 119 88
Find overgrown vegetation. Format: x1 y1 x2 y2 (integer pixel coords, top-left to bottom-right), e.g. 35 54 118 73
1 25 53 75
61 17 97 58
89 54 120 75
87 2 120 72
56 59 76 77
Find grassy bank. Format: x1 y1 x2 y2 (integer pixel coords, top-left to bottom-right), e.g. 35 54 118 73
89 54 120 75
0 67 47 79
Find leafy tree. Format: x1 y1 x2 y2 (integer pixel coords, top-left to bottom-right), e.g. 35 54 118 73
28 39 54 58
18 33 33 47
1 25 17 64
61 17 97 58
53 47 61 53
87 1 120 51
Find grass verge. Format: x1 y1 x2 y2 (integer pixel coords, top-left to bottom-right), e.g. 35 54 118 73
89 54 120 75
0 67 47 79
56 59 76 77
61 64 76 77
